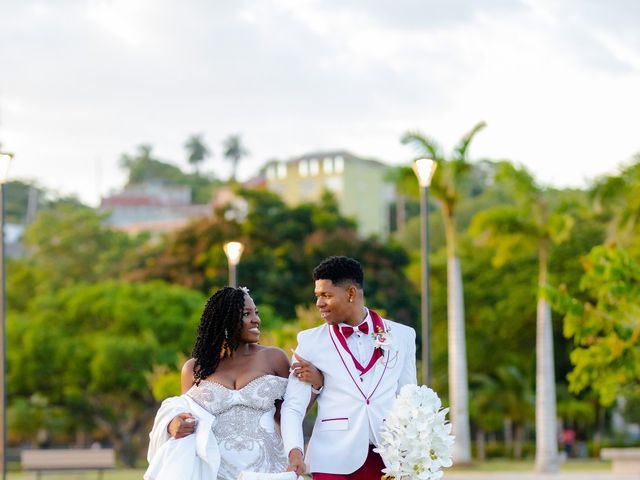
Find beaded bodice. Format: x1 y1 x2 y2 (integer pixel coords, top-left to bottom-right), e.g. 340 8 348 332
186 374 288 479
187 374 287 416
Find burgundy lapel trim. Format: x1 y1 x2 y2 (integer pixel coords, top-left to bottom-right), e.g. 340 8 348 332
329 326 368 401
365 310 391 398
328 311 390 405
331 324 381 376
331 311 384 377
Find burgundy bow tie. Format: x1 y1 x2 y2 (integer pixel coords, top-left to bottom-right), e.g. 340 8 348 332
341 322 369 339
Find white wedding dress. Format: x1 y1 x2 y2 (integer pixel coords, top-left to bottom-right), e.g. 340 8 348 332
186 374 290 480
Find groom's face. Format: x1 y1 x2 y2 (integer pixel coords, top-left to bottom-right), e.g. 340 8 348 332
314 279 352 325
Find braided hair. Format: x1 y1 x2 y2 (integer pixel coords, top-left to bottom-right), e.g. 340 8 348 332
191 286 247 386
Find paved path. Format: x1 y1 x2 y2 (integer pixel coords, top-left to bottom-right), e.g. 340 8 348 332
446 473 638 480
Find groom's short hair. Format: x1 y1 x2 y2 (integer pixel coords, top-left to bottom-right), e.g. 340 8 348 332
313 256 364 289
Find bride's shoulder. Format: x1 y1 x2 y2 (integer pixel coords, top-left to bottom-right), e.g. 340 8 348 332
181 358 196 375
256 345 289 362
255 346 290 377
180 358 197 393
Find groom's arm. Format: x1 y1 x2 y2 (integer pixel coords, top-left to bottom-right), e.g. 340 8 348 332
398 326 417 390
281 337 313 460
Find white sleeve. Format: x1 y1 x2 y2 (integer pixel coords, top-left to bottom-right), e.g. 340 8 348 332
280 334 312 456
397 327 417 392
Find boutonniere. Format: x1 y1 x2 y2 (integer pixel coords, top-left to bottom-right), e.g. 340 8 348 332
371 325 393 354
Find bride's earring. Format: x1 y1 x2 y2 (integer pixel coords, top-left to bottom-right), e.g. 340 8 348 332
220 329 232 359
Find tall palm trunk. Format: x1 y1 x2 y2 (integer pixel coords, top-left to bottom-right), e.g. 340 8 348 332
230 157 239 182
514 423 526 459
444 212 472 464
395 193 406 231
476 429 486 461
534 241 559 472
504 418 513 455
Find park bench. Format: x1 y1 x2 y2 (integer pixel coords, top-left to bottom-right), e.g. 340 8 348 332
21 448 115 479
601 447 640 475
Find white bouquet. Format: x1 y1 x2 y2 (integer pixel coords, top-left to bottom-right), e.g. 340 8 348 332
375 385 454 480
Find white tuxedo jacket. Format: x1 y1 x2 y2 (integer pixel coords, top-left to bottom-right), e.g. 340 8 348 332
281 314 417 475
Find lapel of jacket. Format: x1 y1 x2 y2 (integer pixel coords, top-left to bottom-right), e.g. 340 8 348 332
327 310 394 404
364 313 393 398
328 323 362 379
328 323 375 401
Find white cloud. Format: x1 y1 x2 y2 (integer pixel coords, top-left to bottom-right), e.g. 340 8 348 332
0 0 638 204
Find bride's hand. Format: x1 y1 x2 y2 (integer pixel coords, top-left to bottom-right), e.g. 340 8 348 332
291 352 323 391
287 448 306 475
167 413 197 439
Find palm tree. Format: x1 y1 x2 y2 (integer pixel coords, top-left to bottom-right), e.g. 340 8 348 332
469 162 574 473
184 134 210 175
385 165 418 232
470 363 534 460
119 144 154 170
590 155 640 246
222 134 249 182
401 121 486 464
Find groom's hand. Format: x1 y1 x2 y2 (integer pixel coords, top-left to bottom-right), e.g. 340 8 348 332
287 448 306 475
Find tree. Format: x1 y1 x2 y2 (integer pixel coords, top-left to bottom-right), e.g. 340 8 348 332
454 232 537 457
5 181 42 224
124 209 241 294
401 121 486 463
4 181 97 226
119 144 185 185
18 205 145 295
184 134 210 174
222 134 249 182
547 245 640 407
470 362 534 460
7 281 205 464
118 143 221 202
127 188 419 325
385 166 419 232
469 162 574 472
590 155 640 253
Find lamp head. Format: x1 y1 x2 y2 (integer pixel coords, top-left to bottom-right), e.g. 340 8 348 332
0 152 14 184
412 158 437 187
223 241 244 266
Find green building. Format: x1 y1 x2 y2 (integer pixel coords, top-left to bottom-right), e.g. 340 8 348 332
264 151 393 238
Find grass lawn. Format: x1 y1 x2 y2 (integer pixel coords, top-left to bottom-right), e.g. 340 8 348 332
8 470 146 480
9 470 313 480
8 459 612 479
450 458 612 472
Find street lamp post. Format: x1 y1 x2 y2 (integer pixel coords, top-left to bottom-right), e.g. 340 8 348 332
413 158 437 386
223 241 244 288
0 151 13 480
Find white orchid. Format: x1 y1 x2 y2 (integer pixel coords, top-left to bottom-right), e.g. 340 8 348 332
374 385 455 480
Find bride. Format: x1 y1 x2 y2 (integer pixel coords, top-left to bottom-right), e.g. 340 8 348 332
146 286 322 480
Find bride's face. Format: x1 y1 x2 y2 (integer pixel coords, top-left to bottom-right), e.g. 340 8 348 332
239 294 261 343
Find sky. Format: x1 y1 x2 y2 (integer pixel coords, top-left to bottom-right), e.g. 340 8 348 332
1 0 639 206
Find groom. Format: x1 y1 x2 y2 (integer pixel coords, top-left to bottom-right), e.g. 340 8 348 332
282 256 417 479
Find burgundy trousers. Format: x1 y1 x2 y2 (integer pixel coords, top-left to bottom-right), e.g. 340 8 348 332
311 444 385 479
